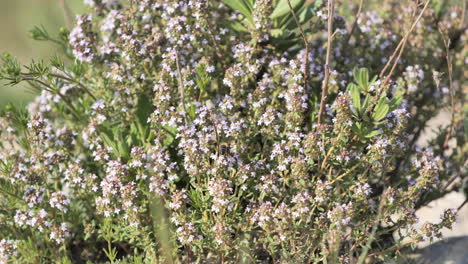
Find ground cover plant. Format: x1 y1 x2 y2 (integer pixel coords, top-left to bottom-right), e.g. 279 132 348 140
0 0 466 263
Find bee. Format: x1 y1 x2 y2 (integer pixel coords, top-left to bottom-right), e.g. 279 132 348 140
218 143 230 156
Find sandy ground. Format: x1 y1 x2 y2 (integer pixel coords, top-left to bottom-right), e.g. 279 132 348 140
415 110 467 245
400 110 468 263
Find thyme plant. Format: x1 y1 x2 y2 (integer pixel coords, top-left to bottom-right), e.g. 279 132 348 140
0 0 466 263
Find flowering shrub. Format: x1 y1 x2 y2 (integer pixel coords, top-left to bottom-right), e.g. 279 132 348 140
0 0 466 263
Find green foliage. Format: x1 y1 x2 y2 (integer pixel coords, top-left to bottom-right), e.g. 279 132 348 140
223 0 323 49
347 68 402 139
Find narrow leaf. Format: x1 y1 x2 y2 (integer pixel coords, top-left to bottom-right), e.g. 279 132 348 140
222 0 252 22
349 83 361 112
372 96 390 121
271 0 304 19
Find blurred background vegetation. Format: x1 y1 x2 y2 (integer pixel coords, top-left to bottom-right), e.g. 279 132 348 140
0 0 462 108
0 0 84 107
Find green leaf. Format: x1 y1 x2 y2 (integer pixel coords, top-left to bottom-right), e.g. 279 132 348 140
282 0 322 30
297 4 314 24
136 94 153 127
29 25 51 42
360 95 371 116
372 96 390 121
359 68 369 90
230 21 249 32
365 130 381 138
135 94 153 141
353 67 360 82
187 103 197 120
100 129 118 154
388 95 402 112
188 189 202 209
116 130 130 160
243 0 254 10
271 0 304 19
162 125 177 147
349 83 361 112
222 0 253 22
352 123 364 138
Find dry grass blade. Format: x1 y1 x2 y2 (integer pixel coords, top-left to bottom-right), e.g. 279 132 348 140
318 0 335 124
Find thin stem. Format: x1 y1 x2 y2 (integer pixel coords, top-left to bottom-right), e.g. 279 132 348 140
23 77 81 119
366 240 414 258
345 0 364 44
48 73 97 100
457 198 468 211
439 32 455 148
318 0 335 124
371 0 430 113
330 161 362 185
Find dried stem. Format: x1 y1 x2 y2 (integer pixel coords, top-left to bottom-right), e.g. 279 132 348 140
367 240 414 258
346 0 364 44
370 0 430 113
440 33 455 148
380 0 430 85
318 0 335 124
330 161 363 185
458 199 468 211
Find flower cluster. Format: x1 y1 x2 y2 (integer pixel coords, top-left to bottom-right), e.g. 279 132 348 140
0 0 465 263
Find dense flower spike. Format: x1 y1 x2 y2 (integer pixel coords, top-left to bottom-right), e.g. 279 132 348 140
0 0 465 263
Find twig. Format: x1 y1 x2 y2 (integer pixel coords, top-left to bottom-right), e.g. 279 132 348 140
286 0 310 107
317 0 335 124
370 0 430 113
378 39 404 80
439 32 455 148
380 0 430 86
49 73 97 100
345 0 364 44
21 71 97 100
23 77 81 119
457 198 468 211
330 161 362 185
367 240 414 258
321 129 343 170
458 199 468 211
